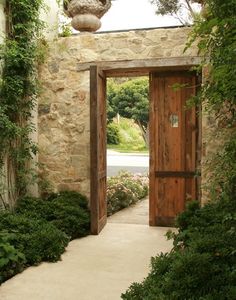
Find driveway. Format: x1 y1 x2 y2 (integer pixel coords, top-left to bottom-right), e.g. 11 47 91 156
107 150 149 177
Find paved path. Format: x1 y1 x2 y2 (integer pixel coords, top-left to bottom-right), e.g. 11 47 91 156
108 198 149 225
0 201 173 300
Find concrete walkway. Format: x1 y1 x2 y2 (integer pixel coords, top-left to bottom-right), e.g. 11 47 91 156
0 202 173 300
108 198 149 225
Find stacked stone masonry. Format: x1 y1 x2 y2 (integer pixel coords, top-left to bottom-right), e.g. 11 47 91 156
39 27 199 199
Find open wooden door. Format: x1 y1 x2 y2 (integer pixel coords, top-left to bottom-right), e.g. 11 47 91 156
90 65 107 234
149 71 198 226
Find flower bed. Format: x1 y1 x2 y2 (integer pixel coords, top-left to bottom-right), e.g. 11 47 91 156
107 171 148 216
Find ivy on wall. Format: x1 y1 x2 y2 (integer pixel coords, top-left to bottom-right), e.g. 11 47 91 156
189 0 236 196
0 0 46 209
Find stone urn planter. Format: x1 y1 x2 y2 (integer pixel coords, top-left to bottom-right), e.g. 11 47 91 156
64 0 112 32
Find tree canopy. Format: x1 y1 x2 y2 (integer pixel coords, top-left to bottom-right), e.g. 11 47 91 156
107 77 149 145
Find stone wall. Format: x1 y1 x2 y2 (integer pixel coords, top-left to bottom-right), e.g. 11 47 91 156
39 26 199 198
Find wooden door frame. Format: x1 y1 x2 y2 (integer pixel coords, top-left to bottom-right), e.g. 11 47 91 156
90 66 107 235
90 57 202 233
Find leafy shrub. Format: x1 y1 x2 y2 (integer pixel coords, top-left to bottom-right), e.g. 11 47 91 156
122 197 236 300
16 191 90 240
0 232 25 284
107 171 148 216
0 212 69 266
0 191 90 284
107 122 121 145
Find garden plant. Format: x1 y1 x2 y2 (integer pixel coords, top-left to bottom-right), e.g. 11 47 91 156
0 191 90 284
107 171 148 216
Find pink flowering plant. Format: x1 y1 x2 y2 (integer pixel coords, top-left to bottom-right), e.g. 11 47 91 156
107 171 148 216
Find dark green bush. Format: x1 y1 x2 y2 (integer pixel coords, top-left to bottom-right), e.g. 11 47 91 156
0 232 25 284
107 122 121 145
122 197 236 300
16 191 90 240
0 191 90 284
0 212 69 265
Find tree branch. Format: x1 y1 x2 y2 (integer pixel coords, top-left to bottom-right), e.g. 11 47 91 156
184 0 195 19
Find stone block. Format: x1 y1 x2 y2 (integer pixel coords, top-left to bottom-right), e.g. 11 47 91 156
38 104 50 116
48 61 60 74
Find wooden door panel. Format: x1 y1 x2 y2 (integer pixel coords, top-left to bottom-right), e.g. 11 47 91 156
90 65 107 234
156 177 185 225
150 72 197 226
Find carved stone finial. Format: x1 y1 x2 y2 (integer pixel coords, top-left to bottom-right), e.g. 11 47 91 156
64 0 112 32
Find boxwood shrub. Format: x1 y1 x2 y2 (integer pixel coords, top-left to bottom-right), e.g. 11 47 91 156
0 212 69 266
0 232 26 284
0 190 91 284
16 191 90 240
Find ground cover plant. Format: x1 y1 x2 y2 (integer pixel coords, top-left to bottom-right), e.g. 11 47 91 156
107 171 148 216
16 191 90 240
122 0 236 299
0 191 90 284
0 231 26 284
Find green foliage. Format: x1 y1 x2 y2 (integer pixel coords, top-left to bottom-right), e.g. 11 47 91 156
107 171 148 216
190 2 236 116
122 198 236 300
16 191 90 240
107 78 149 145
0 232 25 284
109 77 149 129
187 0 236 195
0 212 69 266
107 122 121 145
0 0 46 206
0 191 90 284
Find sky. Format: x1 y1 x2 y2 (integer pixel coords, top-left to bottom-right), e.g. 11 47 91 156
99 0 182 32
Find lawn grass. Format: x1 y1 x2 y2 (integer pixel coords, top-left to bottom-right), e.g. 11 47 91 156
107 118 149 153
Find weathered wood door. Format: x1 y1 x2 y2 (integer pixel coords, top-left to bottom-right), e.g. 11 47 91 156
149 71 198 226
90 65 107 234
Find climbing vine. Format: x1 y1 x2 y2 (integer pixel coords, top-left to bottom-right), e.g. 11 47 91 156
188 0 236 196
0 0 46 209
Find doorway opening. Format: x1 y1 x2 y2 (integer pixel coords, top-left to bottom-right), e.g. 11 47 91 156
106 76 150 226
90 60 201 235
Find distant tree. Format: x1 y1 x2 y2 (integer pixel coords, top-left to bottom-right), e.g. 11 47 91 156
150 0 202 24
107 78 149 146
